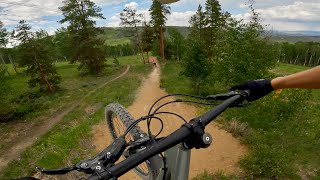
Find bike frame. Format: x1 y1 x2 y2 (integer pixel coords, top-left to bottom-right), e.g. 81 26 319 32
156 144 191 180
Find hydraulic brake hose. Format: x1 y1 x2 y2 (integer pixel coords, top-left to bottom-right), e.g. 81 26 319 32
88 92 249 180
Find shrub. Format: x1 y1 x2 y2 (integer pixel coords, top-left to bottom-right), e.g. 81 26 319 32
192 170 239 180
239 144 292 179
220 119 251 139
113 57 120 66
224 89 311 178
0 91 43 123
181 40 211 95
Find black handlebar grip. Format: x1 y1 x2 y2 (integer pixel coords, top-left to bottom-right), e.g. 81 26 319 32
88 171 112 180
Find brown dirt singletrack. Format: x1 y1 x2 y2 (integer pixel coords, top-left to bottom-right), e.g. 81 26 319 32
92 59 247 179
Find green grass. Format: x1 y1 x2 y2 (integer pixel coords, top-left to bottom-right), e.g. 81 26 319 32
160 62 193 94
0 61 124 145
4 63 24 75
105 38 131 46
227 90 318 179
160 61 320 179
99 27 131 46
272 62 310 75
1 60 126 120
192 171 239 180
0 56 152 179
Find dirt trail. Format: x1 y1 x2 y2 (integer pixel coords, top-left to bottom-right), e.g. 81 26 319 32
92 64 247 179
0 66 130 172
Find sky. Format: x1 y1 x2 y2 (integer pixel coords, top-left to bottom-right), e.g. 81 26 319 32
1 0 320 35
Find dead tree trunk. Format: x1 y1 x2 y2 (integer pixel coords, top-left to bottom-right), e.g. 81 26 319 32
0 55 10 76
303 48 309 66
277 49 281 63
134 24 145 64
160 26 165 62
294 55 299 65
34 55 54 93
9 55 18 74
309 51 315 67
146 51 149 61
177 45 179 62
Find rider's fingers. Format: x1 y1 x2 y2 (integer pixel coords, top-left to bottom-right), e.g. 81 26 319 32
230 83 248 91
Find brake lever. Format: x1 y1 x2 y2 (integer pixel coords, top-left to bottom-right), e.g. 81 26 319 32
36 166 76 175
95 137 126 163
37 137 126 176
206 91 240 100
73 137 126 174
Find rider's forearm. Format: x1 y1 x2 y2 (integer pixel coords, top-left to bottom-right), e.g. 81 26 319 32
271 66 320 89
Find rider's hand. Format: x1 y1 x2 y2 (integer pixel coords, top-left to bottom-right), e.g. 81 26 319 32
230 79 274 102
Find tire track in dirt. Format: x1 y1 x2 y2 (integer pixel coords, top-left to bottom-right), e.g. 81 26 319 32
0 65 130 172
92 63 247 179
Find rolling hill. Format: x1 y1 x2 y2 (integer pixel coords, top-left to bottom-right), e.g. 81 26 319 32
100 26 320 45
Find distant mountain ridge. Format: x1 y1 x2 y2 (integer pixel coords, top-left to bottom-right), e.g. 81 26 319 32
100 26 320 44
274 30 320 37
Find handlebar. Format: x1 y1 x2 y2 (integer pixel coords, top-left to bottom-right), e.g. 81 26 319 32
37 91 250 179
88 90 250 180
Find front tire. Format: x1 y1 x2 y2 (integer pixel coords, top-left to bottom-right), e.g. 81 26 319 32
105 103 161 180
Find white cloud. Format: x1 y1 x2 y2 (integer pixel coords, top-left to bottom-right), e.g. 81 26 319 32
125 2 138 9
257 1 320 22
167 11 195 26
106 8 194 27
239 3 247 8
233 1 320 31
31 25 57 35
0 0 127 27
0 0 62 26
267 21 310 31
2 0 320 32
170 0 204 8
46 28 57 35
93 0 127 6
107 15 121 27
106 1 195 27
106 7 150 27
232 13 250 22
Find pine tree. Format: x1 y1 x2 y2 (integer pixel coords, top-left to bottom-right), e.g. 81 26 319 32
141 22 155 60
0 21 8 48
203 0 225 60
149 0 170 61
120 7 145 63
189 5 206 42
0 21 9 76
216 3 276 84
59 0 106 75
181 39 211 94
189 1 227 61
168 28 185 62
13 21 61 93
53 27 72 61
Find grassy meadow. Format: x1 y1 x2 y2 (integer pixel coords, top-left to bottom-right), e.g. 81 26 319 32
160 62 320 179
0 55 152 179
